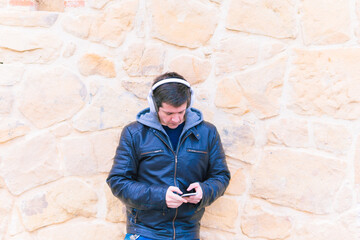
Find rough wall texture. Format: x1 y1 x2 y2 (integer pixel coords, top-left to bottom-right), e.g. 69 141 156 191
1 0 360 239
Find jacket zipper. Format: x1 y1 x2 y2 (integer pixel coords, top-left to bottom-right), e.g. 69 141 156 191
153 131 192 240
187 149 208 154
140 149 163 155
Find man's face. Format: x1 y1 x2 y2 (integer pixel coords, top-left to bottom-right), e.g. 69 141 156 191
158 102 187 129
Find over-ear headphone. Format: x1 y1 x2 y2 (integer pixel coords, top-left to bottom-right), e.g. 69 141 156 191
147 78 195 113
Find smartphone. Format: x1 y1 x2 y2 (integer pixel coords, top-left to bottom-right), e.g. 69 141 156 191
181 192 197 197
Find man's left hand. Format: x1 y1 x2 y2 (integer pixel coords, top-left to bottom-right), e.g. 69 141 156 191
184 182 203 204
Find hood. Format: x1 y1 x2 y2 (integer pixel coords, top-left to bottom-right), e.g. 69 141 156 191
136 107 203 134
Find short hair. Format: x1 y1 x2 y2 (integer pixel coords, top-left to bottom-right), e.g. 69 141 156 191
152 72 191 110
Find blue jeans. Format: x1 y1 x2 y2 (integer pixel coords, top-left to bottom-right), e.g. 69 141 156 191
124 233 199 240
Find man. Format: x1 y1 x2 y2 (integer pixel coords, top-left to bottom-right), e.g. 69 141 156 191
107 72 230 240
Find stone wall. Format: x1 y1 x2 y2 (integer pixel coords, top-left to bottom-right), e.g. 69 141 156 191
1 0 360 239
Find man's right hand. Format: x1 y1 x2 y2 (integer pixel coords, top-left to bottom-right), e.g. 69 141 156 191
166 186 187 208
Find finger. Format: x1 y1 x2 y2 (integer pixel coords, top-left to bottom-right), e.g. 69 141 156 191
187 182 200 191
168 186 183 195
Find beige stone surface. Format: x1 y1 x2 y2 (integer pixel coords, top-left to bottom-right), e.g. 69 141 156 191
60 136 97 176
267 118 309 148
235 57 286 119
289 49 360 119
36 0 64 12
0 189 13 240
121 77 152 100
150 0 218 48
62 42 76 58
17 178 98 231
89 0 138 47
301 0 351 45
123 42 165 76
49 122 72 138
313 122 352 155
226 0 297 39
168 55 211 85
78 54 116 78
19 67 86 128
241 202 292 239
215 77 249 116
215 35 285 75
250 149 346 214
36 219 124 240
334 184 353 213
225 168 246 195
72 88 146 132
105 183 126 223
291 219 358 240
0 11 58 27
91 130 120 173
0 133 62 195
0 29 62 64
0 90 14 114
355 136 360 187
62 14 93 39
0 64 24 86
219 122 258 164
0 0 6 7
88 0 111 9
0 118 30 143
200 227 236 240
201 197 238 232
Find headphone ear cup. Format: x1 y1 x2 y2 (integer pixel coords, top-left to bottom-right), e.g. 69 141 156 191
189 88 195 109
147 91 157 113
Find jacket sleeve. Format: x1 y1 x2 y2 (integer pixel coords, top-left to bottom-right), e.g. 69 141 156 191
106 126 168 211
198 127 230 209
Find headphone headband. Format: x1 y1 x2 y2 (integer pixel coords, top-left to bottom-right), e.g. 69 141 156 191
151 78 191 91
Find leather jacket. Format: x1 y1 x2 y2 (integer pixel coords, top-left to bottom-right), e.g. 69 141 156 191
107 107 230 240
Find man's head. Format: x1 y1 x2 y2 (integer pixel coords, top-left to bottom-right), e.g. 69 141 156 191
150 72 192 128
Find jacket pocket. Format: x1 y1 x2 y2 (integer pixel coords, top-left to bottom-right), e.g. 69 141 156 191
187 148 208 154
140 149 164 156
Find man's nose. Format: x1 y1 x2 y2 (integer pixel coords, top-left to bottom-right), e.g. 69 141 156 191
171 114 180 122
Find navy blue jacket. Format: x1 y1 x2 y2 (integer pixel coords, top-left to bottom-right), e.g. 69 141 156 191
106 107 230 240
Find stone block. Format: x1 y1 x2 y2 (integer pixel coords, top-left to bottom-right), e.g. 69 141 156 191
168 55 211 85
35 0 64 12
215 77 249 116
215 35 285 75
0 29 62 64
150 0 218 48
241 202 292 239
72 87 147 132
334 184 353 213
235 57 286 119
250 149 346 214
266 118 309 148
219 122 258 164
91 130 119 173
89 0 138 47
121 77 152 100
226 0 297 39
0 64 24 86
200 227 236 240
88 0 111 9
36 219 124 240
62 14 93 39
301 0 351 45
62 42 76 58
0 189 14 240
123 42 165 76
225 168 246 196
19 67 86 128
313 122 352 155
355 136 360 187
105 183 126 223
60 136 97 176
0 11 58 27
0 118 30 143
78 54 116 78
0 133 62 195
0 90 14 114
17 178 98 231
49 122 72 138
289 48 360 119
201 197 239 232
